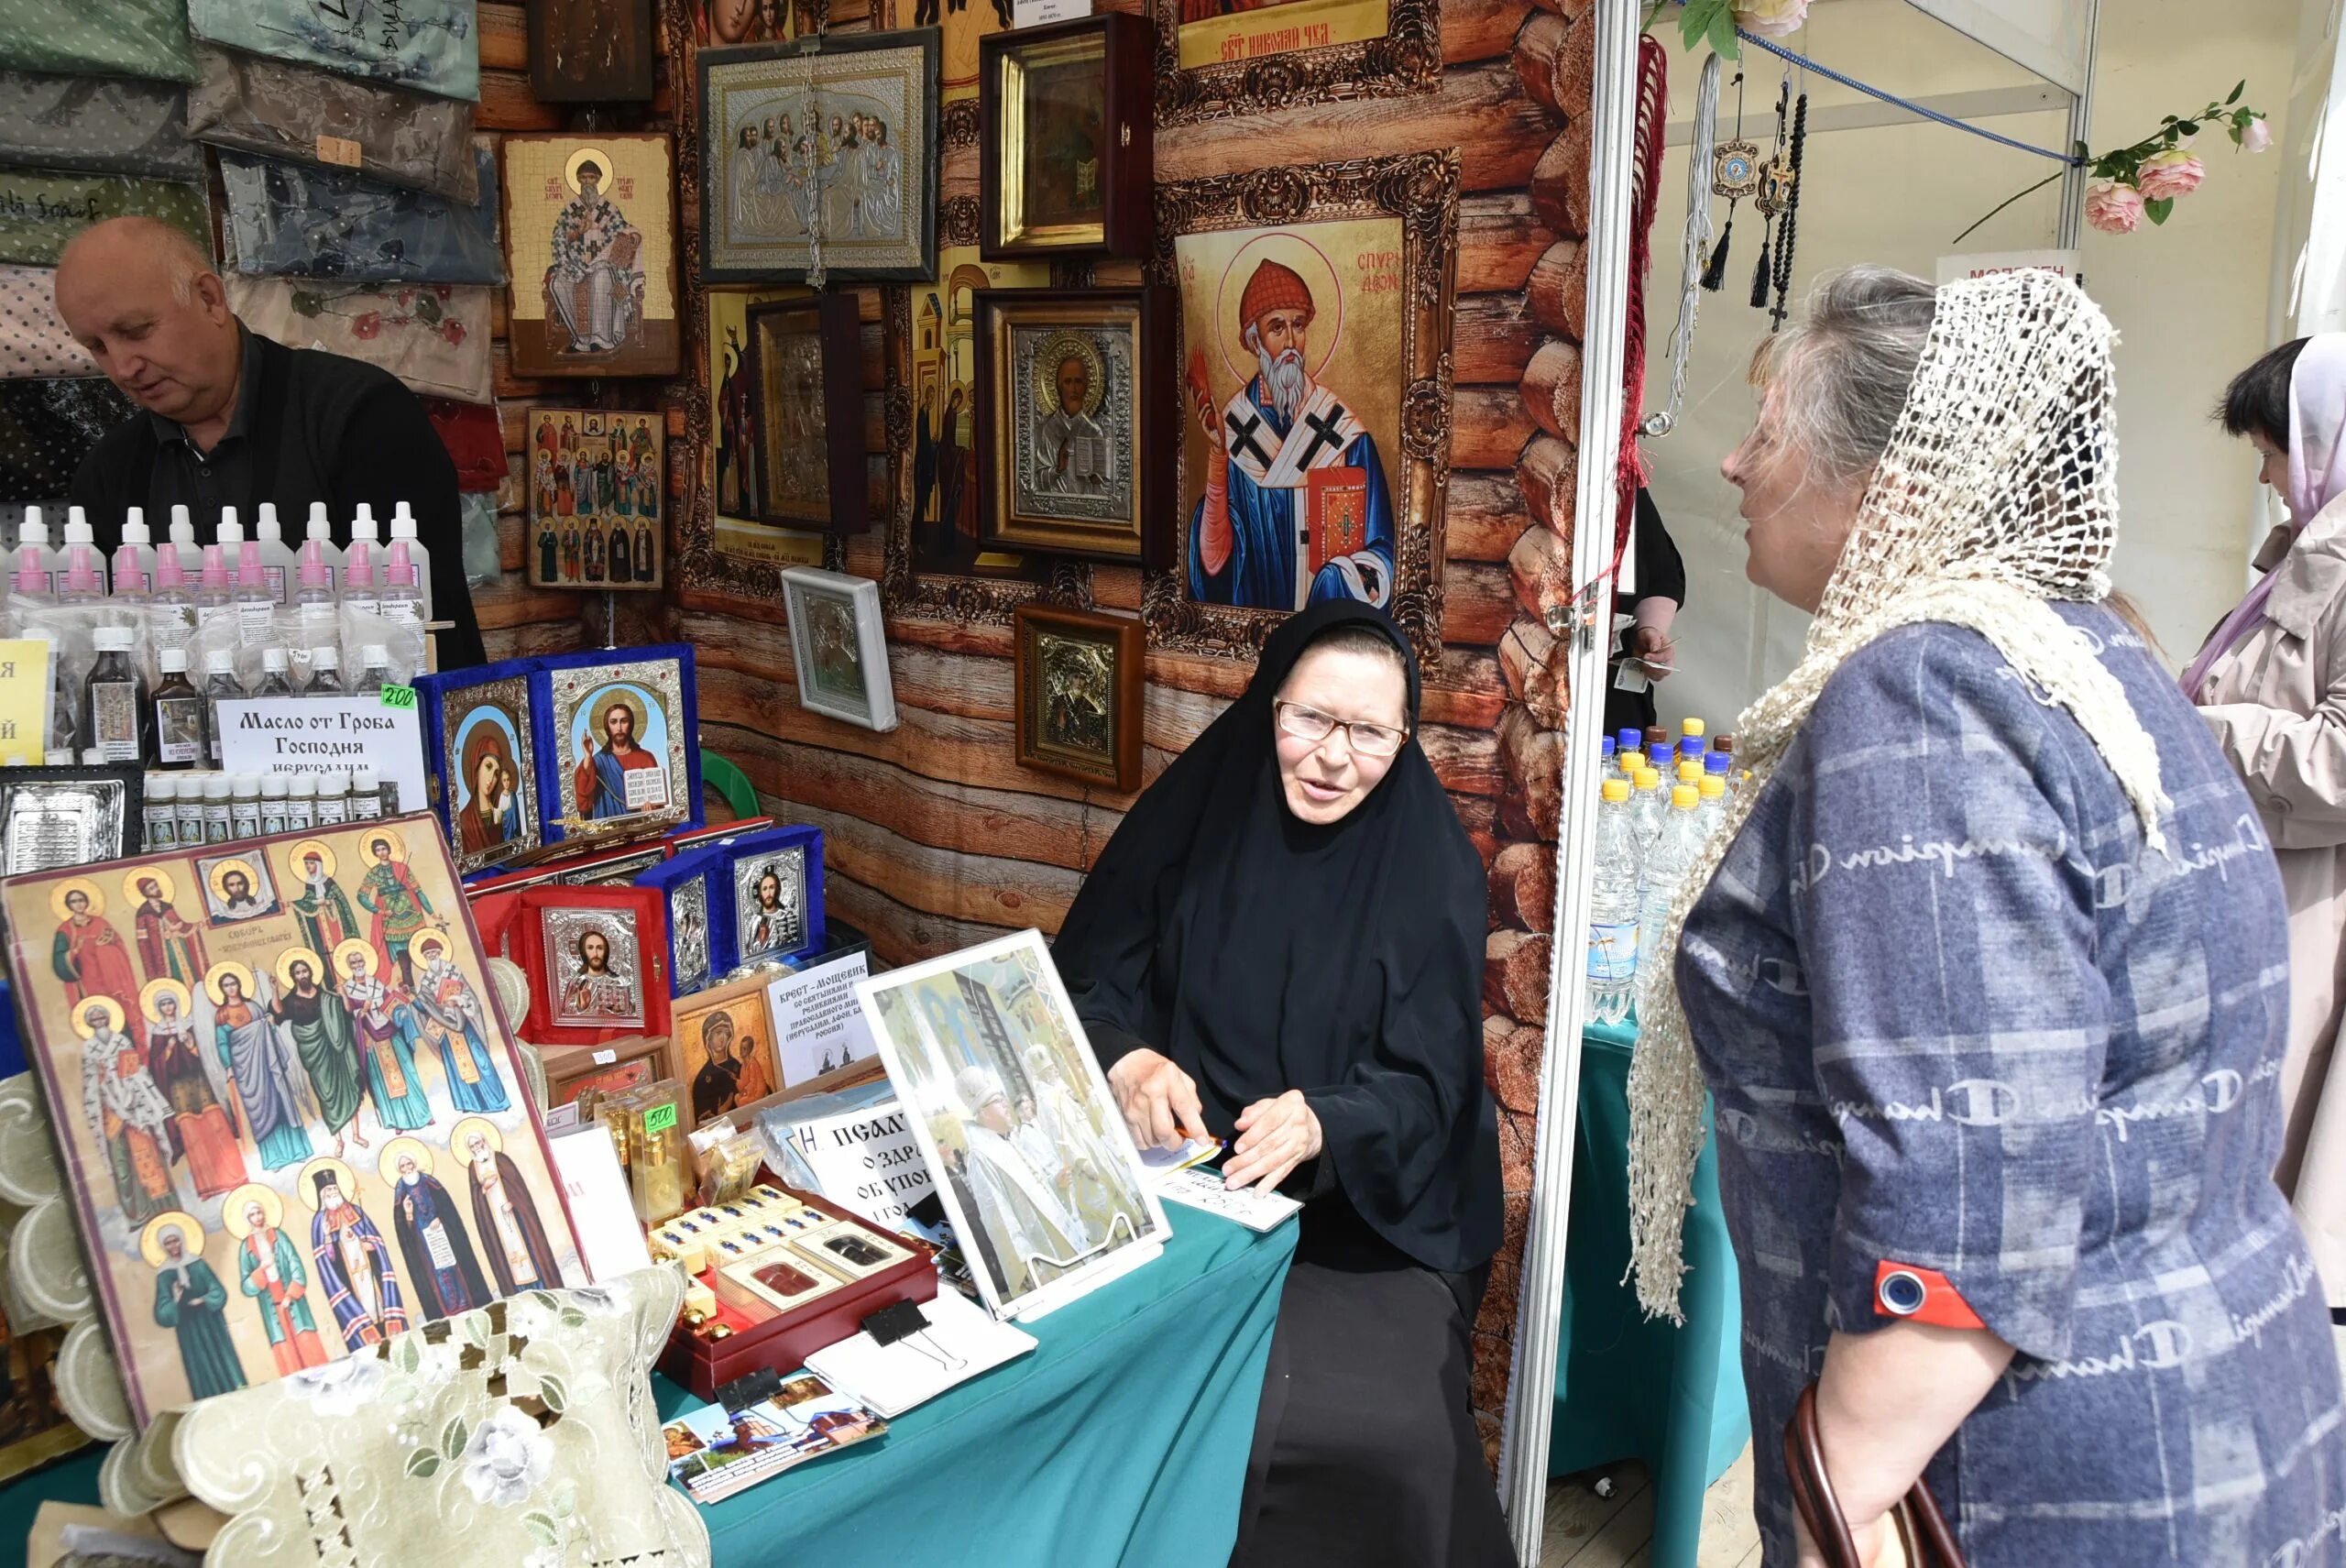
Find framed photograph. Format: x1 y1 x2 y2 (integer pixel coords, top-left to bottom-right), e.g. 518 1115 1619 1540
419 666 542 876
1155 152 1460 663
673 972 785 1127
535 645 702 847
698 287 834 592
528 0 656 102
1156 0 1436 124
0 766 142 874
780 567 897 731
0 819 585 1427
499 132 683 378
1013 606 1144 792
744 296 867 533
974 288 1172 567
697 28 942 284
980 15 1154 260
540 905 648 1032
856 929 1168 1321
525 408 666 591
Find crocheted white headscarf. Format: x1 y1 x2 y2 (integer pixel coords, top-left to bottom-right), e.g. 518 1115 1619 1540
1624 267 2172 1321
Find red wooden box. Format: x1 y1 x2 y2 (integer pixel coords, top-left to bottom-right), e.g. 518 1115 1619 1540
659 1189 938 1400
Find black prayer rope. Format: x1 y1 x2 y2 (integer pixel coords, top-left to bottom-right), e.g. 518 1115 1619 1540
1770 91 1810 330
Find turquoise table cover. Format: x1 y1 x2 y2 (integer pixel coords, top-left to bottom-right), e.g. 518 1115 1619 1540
0 1210 1294 1566
1551 1017 1749 1568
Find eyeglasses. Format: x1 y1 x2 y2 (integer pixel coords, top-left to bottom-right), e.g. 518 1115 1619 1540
1274 701 1409 758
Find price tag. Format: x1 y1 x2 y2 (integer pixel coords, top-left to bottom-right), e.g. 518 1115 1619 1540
316 134 363 169
643 1102 678 1135
0 639 54 766
592 1048 617 1066
380 684 417 710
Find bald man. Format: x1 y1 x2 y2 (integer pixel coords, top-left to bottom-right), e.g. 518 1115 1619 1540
56 217 485 670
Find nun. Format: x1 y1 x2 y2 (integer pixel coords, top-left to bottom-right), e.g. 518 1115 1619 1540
1055 598 1509 1567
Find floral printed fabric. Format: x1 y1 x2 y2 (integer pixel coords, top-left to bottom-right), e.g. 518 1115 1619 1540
221 144 505 286
188 44 480 203
0 170 212 269
228 277 494 405
0 72 205 182
186 0 480 104
0 268 97 380
0 379 137 504
0 0 193 83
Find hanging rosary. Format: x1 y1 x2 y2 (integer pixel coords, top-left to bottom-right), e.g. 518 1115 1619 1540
1767 87 1809 329
1749 75 1792 309
1702 70 1754 292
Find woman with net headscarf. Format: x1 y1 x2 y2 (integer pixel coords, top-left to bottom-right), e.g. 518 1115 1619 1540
1628 267 2345 1566
2188 336 2346 1365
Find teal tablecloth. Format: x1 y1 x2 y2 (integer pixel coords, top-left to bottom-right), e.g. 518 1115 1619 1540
0 1211 1295 1568
1551 1017 1749 1568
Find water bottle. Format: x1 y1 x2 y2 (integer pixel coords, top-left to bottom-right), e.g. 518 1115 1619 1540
1696 773 1729 840
1630 767 1667 852
1601 735 1616 773
166 504 203 577
254 502 298 606
1639 784 1705 966
389 502 433 623
1616 728 1643 776
303 501 343 592
1586 778 1642 1027
1679 716 1706 757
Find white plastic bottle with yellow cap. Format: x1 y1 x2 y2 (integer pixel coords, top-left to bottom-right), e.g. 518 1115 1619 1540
1639 784 1705 969
1587 776 1643 1026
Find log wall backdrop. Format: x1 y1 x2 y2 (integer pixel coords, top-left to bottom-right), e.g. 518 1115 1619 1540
648 0 1595 1463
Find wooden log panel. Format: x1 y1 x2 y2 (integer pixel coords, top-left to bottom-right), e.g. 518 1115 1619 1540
479 3 527 71
1442 562 1520 651
1452 387 1537 471
1511 9 1592 122
1482 930 1552 1034
1521 339 1584 443
1499 616 1564 729
1447 470 1530 564
1529 130 1592 248
1453 292 1542 388
1516 433 1575 541
786 798 1085 932
1487 840 1557 934
1458 194 1555 296
1507 523 1569 621
1498 707 1564 841
1527 238 1588 338
1445 0 1538 68
822 868 1021 970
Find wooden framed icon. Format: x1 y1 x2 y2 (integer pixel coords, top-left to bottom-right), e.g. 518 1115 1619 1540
781 567 898 731
499 132 682 378
1012 605 1143 792
975 287 1173 566
527 0 656 102
744 294 867 533
980 14 1153 261
524 408 667 590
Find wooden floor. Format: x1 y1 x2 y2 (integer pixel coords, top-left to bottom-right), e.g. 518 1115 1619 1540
1540 1443 1761 1568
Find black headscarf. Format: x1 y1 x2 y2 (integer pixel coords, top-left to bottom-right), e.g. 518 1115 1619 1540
1054 599 1501 1274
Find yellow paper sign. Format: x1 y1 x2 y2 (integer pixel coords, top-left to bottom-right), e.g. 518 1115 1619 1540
0 639 52 765
315 135 364 169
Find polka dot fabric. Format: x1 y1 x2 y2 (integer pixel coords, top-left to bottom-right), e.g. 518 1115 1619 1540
0 0 193 82
0 378 137 505
0 269 97 381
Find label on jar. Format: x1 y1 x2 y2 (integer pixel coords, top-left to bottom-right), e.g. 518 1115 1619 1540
155 696 205 765
316 797 349 827
90 680 140 762
175 802 207 842
263 565 288 604
143 806 177 850
260 809 289 836
203 804 233 844
238 599 277 647
231 803 262 839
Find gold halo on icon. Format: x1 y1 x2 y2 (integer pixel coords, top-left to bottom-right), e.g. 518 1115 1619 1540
288 839 336 880
119 866 175 907
203 959 257 1007
69 996 124 1038
449 1117 502 1160
378 1136 436 1187
221 1183 284 1240
205 857 261 906
563 146 615 196
296 1156 359 1210
332 938 378 981
577 685 650 751
411 929 451 965
273 946 326 994
1029 329 1107 421
138 978 192 1025
1215 230 1344 386
357 828 405 865
139 1212 204 1269
48 877 103 922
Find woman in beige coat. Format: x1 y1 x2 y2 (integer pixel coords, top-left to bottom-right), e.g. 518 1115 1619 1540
2190 333 2346 1351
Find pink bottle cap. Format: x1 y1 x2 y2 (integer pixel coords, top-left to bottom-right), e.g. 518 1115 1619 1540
14 544 46 594
63 546 98 595
155 547 186 588
345 541 376 587
299 537 331 588
387 540 416 586
237 540 265 587
200 543 229 591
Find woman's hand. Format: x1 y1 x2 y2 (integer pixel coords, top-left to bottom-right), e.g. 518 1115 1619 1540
1224 1090 1322 1192
1106 1048 1204 1151
1793 1510 1904 1568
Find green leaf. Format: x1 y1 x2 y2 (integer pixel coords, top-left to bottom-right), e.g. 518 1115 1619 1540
552 1480 578 1519
539 1374 568 1414
523 1512 560 1550
2177 121 2199 137
442 1416 469 1462
413 292 443 325
458 1310 493 1350
1677 0 1716 50
2229 80 2246 104
2145 196 2175 225
1706 4 1739 60
528 1290 560 1312
404 1450 441 1480
290 291 324 318
380 1376 420 1409
558 1308 587 1330
395 1336 422 1376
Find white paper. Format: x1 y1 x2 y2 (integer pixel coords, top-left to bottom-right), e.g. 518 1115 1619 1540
805 1287 1037 1419
1151 1167 1300 1233
1935 249 2084 288
782 1097 936 1230
214 696 427 817
766 949 878 1087
550 1125 654 1282
1012 0 1090 25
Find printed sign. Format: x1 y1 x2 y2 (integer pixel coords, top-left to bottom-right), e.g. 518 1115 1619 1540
765 950 877 1087
782 1100 935 1230
214 696 427 816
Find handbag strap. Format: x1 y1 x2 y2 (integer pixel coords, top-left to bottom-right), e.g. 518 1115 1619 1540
1781 1382 1968 1568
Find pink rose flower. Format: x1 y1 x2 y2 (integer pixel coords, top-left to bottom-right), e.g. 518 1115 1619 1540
2137 149 2205 201
1736 0 1808 38
2085 181 2145 236
441 320 467 346
352 312 383 340
2241 118 2274 154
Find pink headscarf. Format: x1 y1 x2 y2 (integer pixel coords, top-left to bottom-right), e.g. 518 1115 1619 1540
2183 334 2346 699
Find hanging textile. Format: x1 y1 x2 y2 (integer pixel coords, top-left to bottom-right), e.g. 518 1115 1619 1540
0 73 205 182
226 278 494 405
0 379 136 504
0 0 192 83
220 144 505 286
187 45 481 203
186 0 480 104
0 268 98 380
425 397 507 492
0 170 212 269
1614 35 1672 554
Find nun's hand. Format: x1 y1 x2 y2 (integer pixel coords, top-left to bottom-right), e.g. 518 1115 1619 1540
1106 1048 1206 1151
1225 1091 1321 1193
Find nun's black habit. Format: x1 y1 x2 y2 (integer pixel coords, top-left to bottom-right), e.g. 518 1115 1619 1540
1055 599 1511 1568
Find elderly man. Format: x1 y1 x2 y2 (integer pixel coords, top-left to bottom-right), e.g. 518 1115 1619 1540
55 216 484 669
